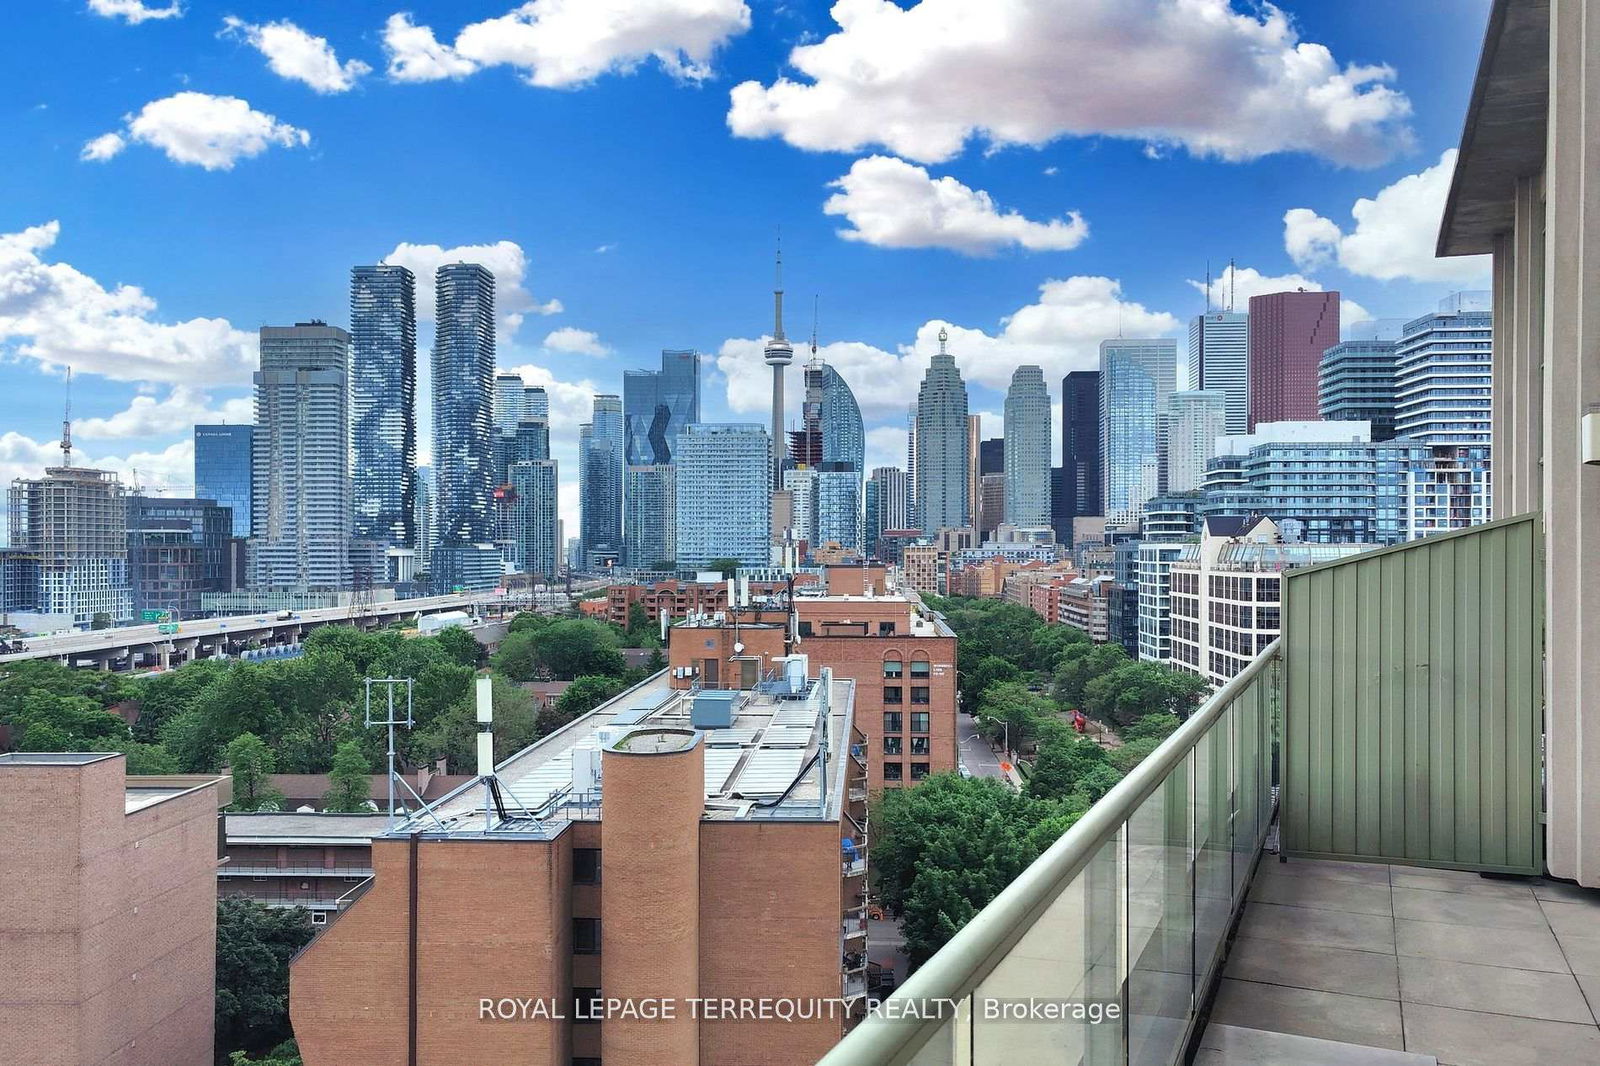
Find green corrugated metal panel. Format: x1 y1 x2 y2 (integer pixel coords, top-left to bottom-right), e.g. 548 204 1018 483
1281 514 1543 874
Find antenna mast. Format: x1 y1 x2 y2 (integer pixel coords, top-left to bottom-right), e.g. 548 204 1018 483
60 366 73 467
1205 260 1212 314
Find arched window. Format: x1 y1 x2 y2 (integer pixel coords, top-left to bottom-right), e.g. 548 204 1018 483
882 656 903 679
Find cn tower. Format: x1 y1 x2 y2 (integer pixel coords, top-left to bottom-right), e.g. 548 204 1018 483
764 244 794 489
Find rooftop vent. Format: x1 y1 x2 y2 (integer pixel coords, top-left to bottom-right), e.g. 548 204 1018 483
691 690 739 729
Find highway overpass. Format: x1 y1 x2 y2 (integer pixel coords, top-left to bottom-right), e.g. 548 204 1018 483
0 592 507 673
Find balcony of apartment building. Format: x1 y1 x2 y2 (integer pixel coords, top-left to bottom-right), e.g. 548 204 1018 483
821 514 1600 1065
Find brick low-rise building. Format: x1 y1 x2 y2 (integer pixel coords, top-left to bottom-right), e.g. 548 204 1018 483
666 594 957 791
290 671 869 1066
0 754 228 1066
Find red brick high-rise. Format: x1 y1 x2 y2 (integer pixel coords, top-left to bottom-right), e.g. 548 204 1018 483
1247 290 1340 429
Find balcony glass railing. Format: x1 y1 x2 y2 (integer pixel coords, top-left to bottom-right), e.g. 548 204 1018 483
819 640 1280 1066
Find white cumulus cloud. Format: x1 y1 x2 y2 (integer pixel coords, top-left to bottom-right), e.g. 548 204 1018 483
1187 262 1371 331
86 92 309 170
0 221 256 384
88 0 182 24
823 155 1088 255
1283 149 1492 284
728 0 1413 166
74 385 253 440
382 0 751 88
380 239 562 339
221 17 371 94
0 432 195 497
716 274 1178 421
542 327 612 357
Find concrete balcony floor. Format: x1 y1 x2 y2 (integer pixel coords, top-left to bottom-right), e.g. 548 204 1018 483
1200 857 1600 1066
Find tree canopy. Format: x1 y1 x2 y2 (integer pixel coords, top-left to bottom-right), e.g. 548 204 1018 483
215 899 314 1061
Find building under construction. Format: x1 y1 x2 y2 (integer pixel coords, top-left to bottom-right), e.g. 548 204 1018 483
6 465 131 628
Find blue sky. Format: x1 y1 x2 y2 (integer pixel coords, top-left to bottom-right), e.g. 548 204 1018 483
0 0 1495 534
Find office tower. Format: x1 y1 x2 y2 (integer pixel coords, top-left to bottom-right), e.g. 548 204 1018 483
249 322 352 591
1320 338 1400 441
125 496 230 618
430 263 497 590
350 264 417 547
674 424 772 570
413 465 433 573
905 403 918 530
1187 310 1250 434
580 395 624 568
914 329 970 534
966 414 981 528
494 372 528 433
525 385 549 419
193 424 253 539
763 252 794 489
1166 390 1228 493
978 438 1005 476
623 465 676 569
624 349 701 466
508 459 560 582
1099 338 1177 520
788 358 865 552
1248 290 1340 429
1003 365 1051 527
782 467 818 545
1393 291 1493 445
1060 371 1102 544
7 464 131 627
865 466 908 560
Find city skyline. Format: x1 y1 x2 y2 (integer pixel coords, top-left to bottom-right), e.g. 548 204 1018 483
0 2 1496 540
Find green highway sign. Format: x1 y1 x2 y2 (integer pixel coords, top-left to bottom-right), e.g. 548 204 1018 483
140 609 170 622
157 623 179 635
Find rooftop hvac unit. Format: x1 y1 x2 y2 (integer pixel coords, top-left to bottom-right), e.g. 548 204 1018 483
571 747 597 794
691 690 738 729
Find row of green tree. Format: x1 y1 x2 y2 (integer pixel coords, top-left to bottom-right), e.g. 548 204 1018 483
874 597 1207 965
0 614 656 811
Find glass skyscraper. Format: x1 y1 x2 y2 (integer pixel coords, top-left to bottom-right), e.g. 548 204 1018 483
864 466 908 560
508 460 560 582
1099 338 1177 520
350 264 417 547
194 424 253 538
1187 311 1250 434
674 424 771 570
431 263 495 539
580 395 624 568
250 323 352 591
1060 371 1100 544
623 465 676 569
1166 389 1228 493
1003 365 1051 527
623 350 700 466
430 264 497 591
914 330 970 534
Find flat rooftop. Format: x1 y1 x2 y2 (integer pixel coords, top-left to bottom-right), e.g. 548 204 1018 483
0 753 225 813
403 669 856 839
226 812 394 845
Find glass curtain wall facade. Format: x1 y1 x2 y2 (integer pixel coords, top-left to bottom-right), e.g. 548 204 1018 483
623 465 677 568
1099 339 1176 521
1319 339 1400 441
508 460 560 582
1060 371 1101 544
350 265 417 547
194 424 253 538
581 395 624 567
623 350 700 466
